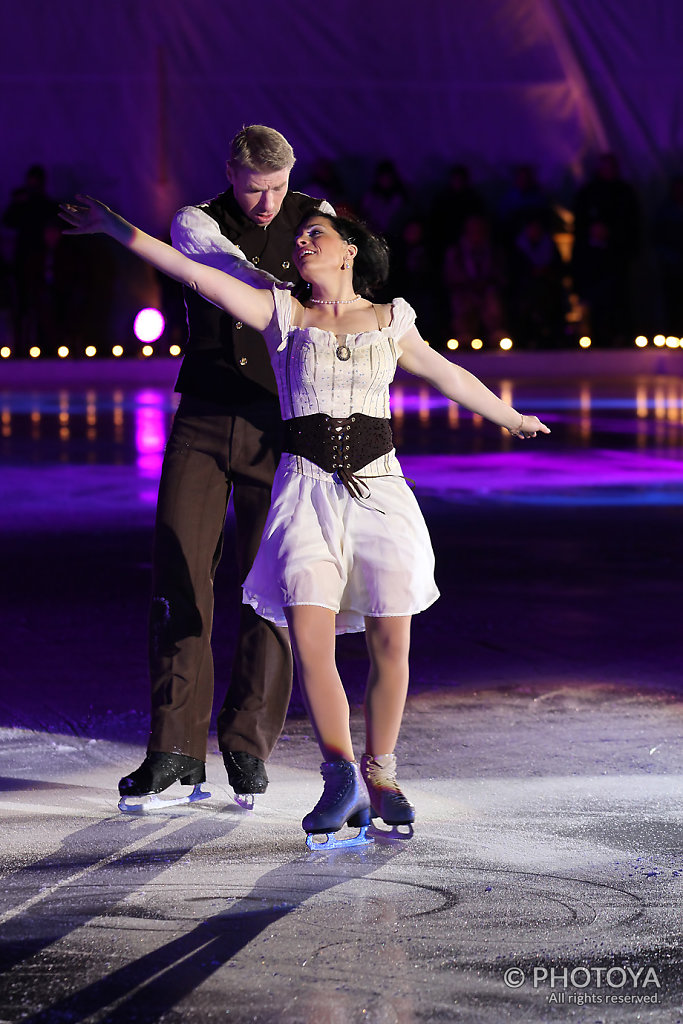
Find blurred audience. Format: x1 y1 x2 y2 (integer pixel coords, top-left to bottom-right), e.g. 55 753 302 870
653 174 683 329
443 214 508 345
509 215 566 347
572 152 641 345
571 218 626 348
301 157 353 217
428 164 487 257
9 153 683 354
498 164 557 244
361 159 411 244
3 164 60 353
392 217 442 340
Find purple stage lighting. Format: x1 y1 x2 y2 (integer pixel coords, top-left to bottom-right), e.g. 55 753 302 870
133 308 165 343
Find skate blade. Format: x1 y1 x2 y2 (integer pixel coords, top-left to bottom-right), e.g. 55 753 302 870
305 824 373 851
368 822 414 842
232 792 255 811
118 783 211 814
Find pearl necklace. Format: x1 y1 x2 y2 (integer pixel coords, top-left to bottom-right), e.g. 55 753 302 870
309 295 361 305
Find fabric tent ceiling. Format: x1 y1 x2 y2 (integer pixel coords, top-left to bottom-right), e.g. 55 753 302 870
2 0 683 230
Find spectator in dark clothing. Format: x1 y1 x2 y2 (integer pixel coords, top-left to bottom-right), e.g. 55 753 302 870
572 153 641 344
653 174 683 329
361 159 411 244
429 164 486 257
392 216 442 340
498 164 558 246
509 215 566 347
302 157 352 217
443 213 508 344
571 219 625 347
3 164 60 352
574 153 641 256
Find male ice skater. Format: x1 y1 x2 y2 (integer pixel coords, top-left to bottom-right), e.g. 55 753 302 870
118 125 333 807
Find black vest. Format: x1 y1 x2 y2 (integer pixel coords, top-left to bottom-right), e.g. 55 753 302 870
174 189 322 407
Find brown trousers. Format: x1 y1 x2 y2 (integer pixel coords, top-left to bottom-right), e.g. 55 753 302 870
147 395 293 762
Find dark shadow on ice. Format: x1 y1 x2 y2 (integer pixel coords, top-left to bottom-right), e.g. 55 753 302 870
15 843 405 1024
0 775 95 792
0 811 242 975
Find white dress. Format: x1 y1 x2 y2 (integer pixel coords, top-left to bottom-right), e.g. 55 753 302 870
242 283 440 634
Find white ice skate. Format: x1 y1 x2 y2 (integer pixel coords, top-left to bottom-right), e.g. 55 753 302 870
361 753 415 840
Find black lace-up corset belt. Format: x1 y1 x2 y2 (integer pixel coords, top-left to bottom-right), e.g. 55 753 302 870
282 413 394 499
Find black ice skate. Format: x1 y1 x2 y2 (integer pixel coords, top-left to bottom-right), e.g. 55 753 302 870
303 760 373 851
118 751 210 813
361 753 415 840
223 751 268 810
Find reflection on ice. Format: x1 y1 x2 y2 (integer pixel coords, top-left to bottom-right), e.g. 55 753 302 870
2 361 683 524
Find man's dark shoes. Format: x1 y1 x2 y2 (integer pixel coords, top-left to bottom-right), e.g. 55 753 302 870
118 751 209 812
223 751 268 796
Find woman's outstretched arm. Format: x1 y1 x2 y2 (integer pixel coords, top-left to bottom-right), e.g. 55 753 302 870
59 195 275 332
397 326 550 437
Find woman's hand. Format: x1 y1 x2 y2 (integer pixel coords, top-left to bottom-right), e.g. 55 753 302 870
508 414 550 439
58 195 119 235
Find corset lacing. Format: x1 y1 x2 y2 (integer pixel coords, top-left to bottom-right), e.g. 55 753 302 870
283 413 394 501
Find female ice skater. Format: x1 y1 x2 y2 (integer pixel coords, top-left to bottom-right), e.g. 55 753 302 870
60 196 550 847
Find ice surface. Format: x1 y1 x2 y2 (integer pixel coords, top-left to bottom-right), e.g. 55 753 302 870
0 686 681 1023
1 359 682 1021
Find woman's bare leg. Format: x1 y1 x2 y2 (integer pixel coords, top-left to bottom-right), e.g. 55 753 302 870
284 605 354 762
362 615 415 825
364 615 412 756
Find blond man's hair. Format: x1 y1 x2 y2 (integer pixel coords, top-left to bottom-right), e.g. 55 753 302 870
228 125 295 172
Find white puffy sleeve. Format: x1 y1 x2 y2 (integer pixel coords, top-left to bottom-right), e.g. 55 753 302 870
263 283 295 357
388 297 418 354
171 205 282 287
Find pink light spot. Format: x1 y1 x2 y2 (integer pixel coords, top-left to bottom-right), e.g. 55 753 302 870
133 308 165 343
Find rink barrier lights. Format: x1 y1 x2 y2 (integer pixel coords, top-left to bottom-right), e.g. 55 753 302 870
2 334 682 359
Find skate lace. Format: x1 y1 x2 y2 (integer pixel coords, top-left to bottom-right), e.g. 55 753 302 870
315 762 353 811
364 755 399 791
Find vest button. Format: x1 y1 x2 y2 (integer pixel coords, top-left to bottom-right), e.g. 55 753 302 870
239 357 248 366
282 260 290 269
251 256 260 265
235 321 243 330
